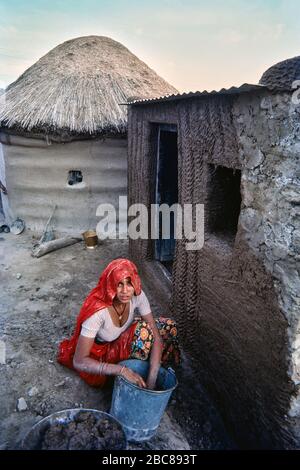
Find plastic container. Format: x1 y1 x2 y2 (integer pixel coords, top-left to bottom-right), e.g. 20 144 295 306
110 359 177 442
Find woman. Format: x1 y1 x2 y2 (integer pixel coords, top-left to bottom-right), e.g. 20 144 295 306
57 258 180 389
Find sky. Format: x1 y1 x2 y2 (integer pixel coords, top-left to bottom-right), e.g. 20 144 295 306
0 0 300 92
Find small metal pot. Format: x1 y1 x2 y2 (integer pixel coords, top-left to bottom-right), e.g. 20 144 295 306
82 230 98 249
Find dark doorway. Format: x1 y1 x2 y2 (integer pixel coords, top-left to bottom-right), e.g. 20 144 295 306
155 124 178 273
207 164 241 242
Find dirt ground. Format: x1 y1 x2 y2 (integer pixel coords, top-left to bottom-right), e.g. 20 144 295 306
0 230 235 450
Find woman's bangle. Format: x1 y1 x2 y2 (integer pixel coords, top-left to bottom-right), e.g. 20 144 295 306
119 365 126 377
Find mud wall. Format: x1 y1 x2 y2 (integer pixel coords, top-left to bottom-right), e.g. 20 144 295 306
128 92 298 448
0 134 127 235
233 91 300 446
0 142 13 225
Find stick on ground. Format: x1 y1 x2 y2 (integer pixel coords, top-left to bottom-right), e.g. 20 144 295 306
32 236 82 258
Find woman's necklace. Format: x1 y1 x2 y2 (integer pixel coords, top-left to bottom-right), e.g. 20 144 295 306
112 302 127 322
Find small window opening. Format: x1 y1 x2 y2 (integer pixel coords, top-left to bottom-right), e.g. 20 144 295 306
207 164 241 240
68 170 83 186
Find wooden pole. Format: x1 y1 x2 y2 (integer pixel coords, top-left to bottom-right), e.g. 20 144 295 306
32 236 82 258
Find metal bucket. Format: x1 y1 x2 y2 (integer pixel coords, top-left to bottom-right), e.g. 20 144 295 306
21 408 127 450
82 230 98 249
110 359 177 442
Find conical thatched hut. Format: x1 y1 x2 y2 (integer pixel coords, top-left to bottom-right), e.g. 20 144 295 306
0 36 177 234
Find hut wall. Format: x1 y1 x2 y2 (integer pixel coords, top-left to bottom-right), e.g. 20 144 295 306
0 133 127 235
0 143 4 220
128 92 299 448
0 142 12 224
234 91 300 447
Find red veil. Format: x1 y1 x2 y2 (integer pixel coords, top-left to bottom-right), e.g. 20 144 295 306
57 258 142 387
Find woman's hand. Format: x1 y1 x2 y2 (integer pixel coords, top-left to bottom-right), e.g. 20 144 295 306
121 367 146 388
140 313 164 391
146 374 158 390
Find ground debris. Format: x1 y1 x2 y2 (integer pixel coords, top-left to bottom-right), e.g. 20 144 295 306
28 387 39 397
0 340 6 364
17 398 28 412
40 413 125 450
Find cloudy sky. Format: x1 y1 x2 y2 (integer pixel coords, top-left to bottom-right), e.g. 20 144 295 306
0 0 299 92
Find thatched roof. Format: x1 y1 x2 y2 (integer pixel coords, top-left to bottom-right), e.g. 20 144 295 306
0 36 177 136
259 55 300 91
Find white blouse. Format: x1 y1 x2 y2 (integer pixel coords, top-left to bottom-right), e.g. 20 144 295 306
80 290 151 342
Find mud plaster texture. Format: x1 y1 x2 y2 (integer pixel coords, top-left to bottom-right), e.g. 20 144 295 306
234 91 300 446
128 90 300 448
0 133 127 234
0 231 234 450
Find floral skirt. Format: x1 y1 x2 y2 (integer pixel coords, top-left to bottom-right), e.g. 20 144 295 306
130 316 181 366
58 315 180 388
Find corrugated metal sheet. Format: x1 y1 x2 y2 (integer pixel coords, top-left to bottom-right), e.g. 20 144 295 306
126 83 268 106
